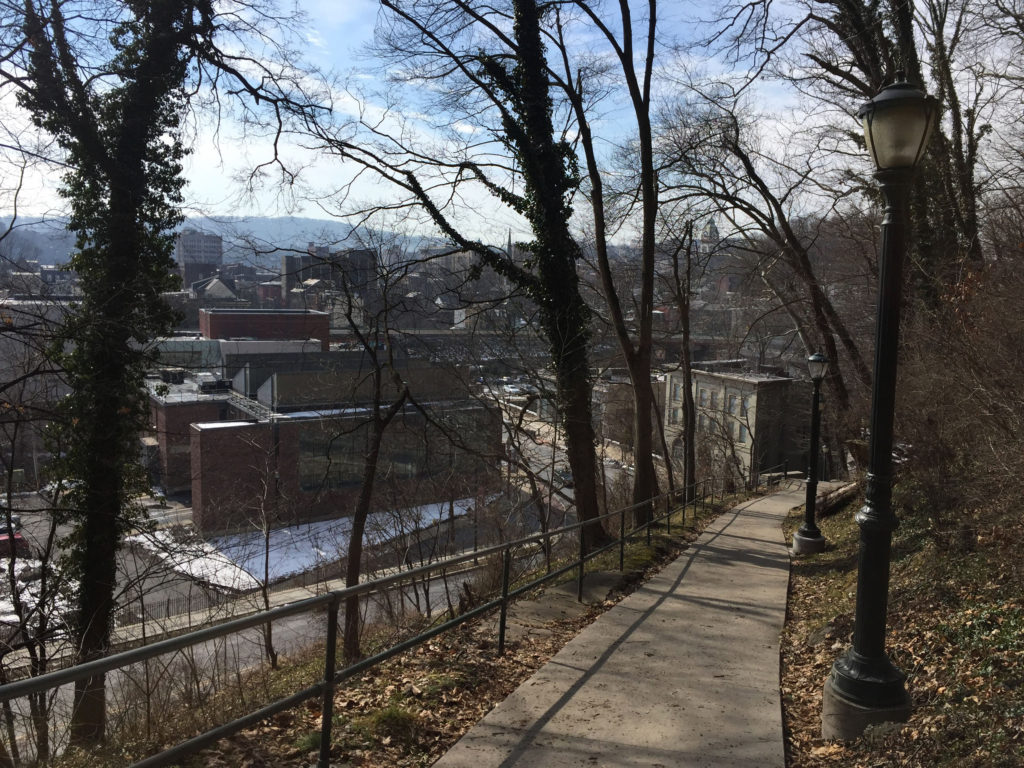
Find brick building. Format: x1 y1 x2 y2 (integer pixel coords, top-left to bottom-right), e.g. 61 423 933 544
190 404 501 532
149 393 232 494
147 351 497 530
199 308 330 351
148 305 500 531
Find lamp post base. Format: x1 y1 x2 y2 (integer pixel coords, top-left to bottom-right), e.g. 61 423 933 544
792 530 827 555
821 665 911 740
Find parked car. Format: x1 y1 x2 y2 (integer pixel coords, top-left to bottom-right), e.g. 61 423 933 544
0 533 33 559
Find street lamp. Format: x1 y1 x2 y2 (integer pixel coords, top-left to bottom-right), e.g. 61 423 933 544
792 352 828 555
822 77 937 739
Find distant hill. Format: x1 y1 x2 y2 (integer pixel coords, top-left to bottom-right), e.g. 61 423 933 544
0 214 489 268
183 216 359 267
1 215 382 267
0 217 76 265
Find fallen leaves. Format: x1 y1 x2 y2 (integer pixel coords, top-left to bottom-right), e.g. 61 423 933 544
175 584 607 767
781 503 1024 768
170 519 712 768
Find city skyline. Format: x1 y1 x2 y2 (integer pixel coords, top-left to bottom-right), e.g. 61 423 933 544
0 0 796 244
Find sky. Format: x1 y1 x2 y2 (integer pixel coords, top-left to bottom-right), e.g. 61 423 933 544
1 0 804 244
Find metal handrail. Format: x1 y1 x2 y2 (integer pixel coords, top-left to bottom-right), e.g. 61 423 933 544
0 481 723 767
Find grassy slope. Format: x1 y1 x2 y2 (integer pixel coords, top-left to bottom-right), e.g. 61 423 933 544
52 499 726 767
782 494 1024 767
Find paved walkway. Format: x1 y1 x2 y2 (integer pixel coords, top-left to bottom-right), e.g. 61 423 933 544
434 484 811 768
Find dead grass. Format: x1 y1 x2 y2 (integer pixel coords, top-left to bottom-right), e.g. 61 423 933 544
54 497 726 768
781 494 1024 767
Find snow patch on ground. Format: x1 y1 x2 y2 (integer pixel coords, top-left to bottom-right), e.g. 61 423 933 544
128 531 260 592
206 498 477 585
131 498 482 590
0 559 72 633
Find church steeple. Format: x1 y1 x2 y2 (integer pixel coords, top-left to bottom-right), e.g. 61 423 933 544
702 218 720 244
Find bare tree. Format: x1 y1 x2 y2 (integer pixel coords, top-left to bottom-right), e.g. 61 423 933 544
656 217 699 501
539 0 665 524
0 0 326 743
704 0 994 306
656 91 871 419
307 0 607 550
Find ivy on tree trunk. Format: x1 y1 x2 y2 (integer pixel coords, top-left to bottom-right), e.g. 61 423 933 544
17 0 200 744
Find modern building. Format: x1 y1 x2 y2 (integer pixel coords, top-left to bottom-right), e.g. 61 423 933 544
147 373 234 495
175 229 223 287
147 317 499 530
189 401 500 532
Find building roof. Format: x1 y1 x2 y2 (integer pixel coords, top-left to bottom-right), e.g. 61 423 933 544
199 307 328 316
692 368 791 385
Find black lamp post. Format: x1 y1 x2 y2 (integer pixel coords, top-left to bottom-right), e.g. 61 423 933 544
792 352 828 555
822 77 938 739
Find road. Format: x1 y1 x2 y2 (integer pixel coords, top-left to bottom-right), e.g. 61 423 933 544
1 547 488 762
0 403 612 759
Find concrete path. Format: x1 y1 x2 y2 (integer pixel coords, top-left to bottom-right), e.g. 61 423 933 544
433 485 808 768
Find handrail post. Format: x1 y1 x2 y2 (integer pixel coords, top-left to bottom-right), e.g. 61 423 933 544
498 547 512 656
8 487 758 768
665 493 671 535
577 522 585 603
318 598 340 768
619 509 626 571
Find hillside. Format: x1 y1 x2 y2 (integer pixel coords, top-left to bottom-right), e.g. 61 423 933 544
781 494 1023 767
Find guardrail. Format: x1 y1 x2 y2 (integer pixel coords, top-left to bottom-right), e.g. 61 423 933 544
754 460 791 490
0 481 739 767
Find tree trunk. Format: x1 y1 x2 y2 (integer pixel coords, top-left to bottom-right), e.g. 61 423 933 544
555 336 604 550
628 367 659 526
668 223 698 505
558 0 661 524
71 229 138 746
262 526 278 669
512 0 604 548
344 423 385 663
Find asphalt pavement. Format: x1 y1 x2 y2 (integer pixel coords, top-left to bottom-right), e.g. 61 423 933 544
433 483 813 768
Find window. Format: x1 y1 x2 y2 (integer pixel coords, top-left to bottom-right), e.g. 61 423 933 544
669 408 681 425
741 396 750 417
698 388 708 407
698 414 706 432
388 451 421 479
299 425 369 491
710 391 718 410
672 438 686 460
738 425 748 444
728 394 737 414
